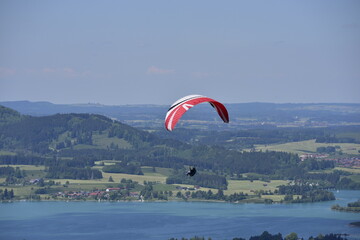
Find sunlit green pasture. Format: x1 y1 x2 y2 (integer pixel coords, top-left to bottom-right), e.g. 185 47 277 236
101 171 167 184
225 180 289 195
250 139 360 155
92 132 132 149
0 165 46 183
350 174 360 183
141 166 173 177
260 194 285 202
54 169 168 186
335 167 360 174
0 165 45 171
0 150 16 156
0 185 36 196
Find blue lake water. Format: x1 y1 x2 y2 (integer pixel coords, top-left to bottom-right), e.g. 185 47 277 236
0 191 359 240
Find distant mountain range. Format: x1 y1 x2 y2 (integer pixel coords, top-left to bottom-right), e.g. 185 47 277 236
1 101 360 129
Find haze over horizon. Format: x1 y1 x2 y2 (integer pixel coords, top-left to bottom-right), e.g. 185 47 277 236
1 1 359 105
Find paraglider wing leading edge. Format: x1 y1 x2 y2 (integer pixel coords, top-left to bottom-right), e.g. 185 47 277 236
165 95 229 131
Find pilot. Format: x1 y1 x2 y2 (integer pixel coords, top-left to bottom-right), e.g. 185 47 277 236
186 167 197 177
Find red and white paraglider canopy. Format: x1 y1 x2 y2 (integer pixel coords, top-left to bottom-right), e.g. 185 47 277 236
165 95 229 131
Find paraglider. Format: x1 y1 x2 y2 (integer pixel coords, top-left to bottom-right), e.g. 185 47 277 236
165 94 230 177
164 94 229 132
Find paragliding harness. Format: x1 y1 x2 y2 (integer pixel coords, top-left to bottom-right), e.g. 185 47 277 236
186 167 197 177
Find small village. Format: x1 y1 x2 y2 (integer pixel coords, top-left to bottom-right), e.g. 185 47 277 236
299 154 360 168
51 188 142 201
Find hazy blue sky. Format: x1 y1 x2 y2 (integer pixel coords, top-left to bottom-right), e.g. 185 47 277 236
1 0 359 105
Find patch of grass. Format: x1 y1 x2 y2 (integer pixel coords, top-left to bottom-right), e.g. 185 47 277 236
92 132 132 149
103 172 167 184
141 167 173 177
72 144 102 150
153 183 177 191
251 139 360 155
0 165 45 171
0 185 34 196
56 169 168 186
335 167 360 174
349 174 360 183
225 180 289 195
0 151 16 156
260 195 285 202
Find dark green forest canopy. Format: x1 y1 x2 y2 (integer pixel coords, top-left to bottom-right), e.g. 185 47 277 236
0 105 22 125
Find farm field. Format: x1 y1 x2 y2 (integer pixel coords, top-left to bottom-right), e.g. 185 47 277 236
225 180 289 195
251 139 360 155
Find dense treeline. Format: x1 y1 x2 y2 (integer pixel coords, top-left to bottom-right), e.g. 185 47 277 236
316 136 358 143
278 185 335 203
46 166 102 179
316 146 337 153
154 143 301 176
0 166 15 177
0 154 48 165
332 199 360 212
44 158 102 179
102 162 143 175
336 177 360 190
0 166 24 178
0 188 15 200
300 158 335 171
169 231 349 240
187 189 247 202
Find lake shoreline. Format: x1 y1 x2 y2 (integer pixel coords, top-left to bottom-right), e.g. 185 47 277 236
0 196 337 205
1 191 360 240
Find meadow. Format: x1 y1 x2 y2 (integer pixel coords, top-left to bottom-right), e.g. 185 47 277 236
251 139 360 155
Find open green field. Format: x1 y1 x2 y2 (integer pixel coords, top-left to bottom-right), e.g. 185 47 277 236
350 174 360 183
0 165 45 171
335 167 360 174
250 139 360 155
92 132 132 149
0 150 16 156
0 185 35 196
225 180 289 195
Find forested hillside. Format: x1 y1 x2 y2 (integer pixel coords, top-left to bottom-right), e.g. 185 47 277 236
0 106 298 174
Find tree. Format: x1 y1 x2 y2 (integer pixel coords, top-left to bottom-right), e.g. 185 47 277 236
9 189 14 199
108 176 114 182
285 232 298 240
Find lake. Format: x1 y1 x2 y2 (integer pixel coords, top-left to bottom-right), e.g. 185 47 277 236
0 191 359 240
